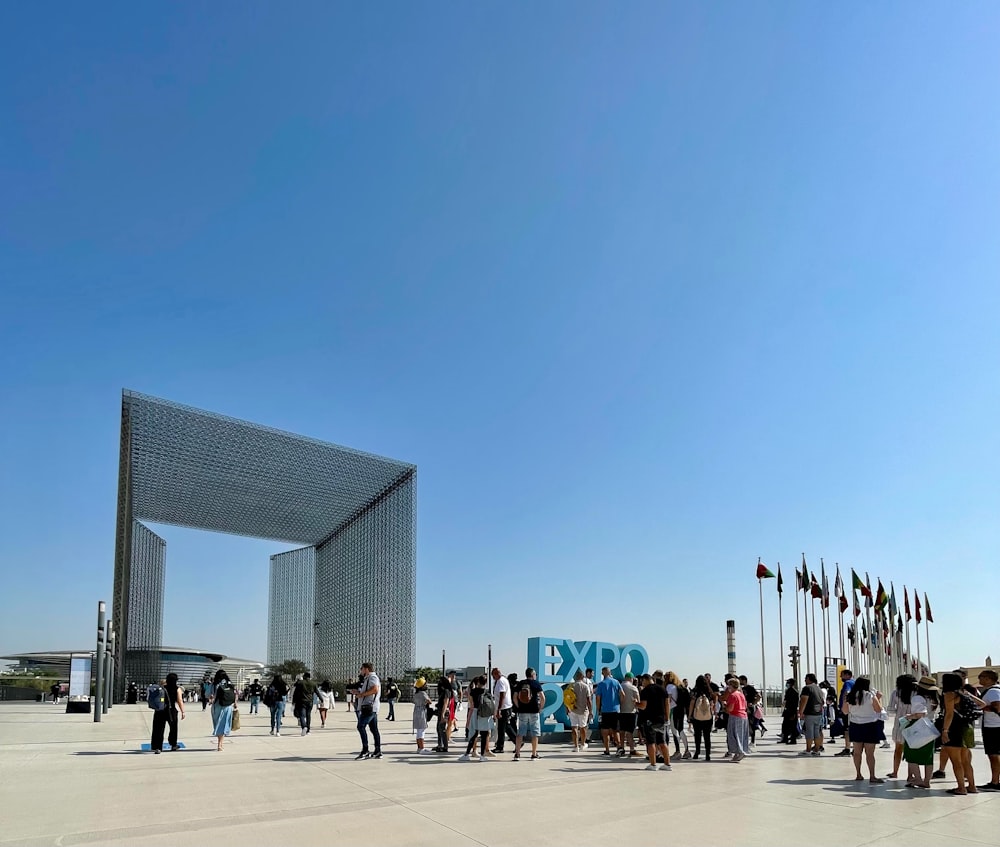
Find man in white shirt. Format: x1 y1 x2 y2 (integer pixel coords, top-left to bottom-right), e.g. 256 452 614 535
978 669 1000 790
355 662 381 760
491 667 513 753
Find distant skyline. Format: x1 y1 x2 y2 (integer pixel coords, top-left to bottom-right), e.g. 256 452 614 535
2 4 998 687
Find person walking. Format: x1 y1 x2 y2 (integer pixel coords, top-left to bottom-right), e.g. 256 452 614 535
637 673 671 771
490 667 513 754
724 678 750 762
317 680 335 728
844 675 884 784
247 679 263 715
512 668 545 761
688 675 715 761
412 677 431 753
460 675 496 761
150 673 185 753
384 677 399 721
355 662 382 760
567 670 592 752
210 669 236 752
265 674 288 736
292 672 316 736
666 671 690 759
594 667 624 756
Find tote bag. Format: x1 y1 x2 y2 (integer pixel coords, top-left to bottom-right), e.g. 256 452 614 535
902 716 938 749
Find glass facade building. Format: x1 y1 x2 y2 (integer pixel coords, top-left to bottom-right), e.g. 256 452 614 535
112 390 416 700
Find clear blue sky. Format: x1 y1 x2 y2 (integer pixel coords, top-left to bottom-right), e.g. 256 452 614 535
2 4 997 686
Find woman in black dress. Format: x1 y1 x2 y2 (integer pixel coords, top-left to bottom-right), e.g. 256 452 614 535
780 678 800 744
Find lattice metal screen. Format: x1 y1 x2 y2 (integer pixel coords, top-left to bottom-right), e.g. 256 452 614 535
112 390 416 701
314 473 416 685
268 547 317 668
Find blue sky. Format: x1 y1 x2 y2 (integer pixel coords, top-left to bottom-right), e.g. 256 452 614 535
2 4 998 686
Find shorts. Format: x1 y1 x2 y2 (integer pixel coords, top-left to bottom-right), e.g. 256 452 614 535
645 722 667 745
415 728 426 740
517 714 541 738
600 712 620 731
848 720 881 745
619 713 637 733
802 714 823 741
983 726 1000 757
569 711 589 728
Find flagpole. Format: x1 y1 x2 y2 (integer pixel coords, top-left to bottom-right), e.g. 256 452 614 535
821 559 829 665
914 589 922 673
777 564 784 713
836 565 845 662
758 575 767 716
904 584 912 675
802 559 811 676
810 593 819 678
924 596 932 674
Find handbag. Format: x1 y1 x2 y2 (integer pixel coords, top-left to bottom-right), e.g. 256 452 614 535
360 703 374 717
902 716 939 749
231 707 241 731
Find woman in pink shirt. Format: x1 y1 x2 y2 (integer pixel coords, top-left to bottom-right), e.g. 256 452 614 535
725 678 750 762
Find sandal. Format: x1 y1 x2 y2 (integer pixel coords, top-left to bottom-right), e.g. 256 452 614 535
946 788 968 795
869 778 885 785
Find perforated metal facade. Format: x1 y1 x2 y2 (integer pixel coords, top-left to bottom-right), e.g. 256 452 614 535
268 547 316 668
112 390 416 700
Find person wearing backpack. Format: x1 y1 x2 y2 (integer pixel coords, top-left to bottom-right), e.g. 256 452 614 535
512 668 545 761
459 676 496 760
688 675 715 761
264 674 288 736
210 669 236 751
149 674 185 753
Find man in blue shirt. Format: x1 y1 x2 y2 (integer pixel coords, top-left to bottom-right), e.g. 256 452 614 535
594 667 625 756
835 669 855 757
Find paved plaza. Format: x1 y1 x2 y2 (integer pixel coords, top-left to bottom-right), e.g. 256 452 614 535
0 701 997 847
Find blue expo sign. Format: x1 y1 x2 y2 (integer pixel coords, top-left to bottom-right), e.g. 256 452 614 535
526 637 650 732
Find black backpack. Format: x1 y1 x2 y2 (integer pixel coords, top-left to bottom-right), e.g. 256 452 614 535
262 685 278 707
215 681 236 707
955 691 982 723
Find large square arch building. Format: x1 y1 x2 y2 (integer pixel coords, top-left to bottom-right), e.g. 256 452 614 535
112 390 415 699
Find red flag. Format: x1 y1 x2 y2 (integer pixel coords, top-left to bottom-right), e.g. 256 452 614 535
810 575 822 599
904 588 911 621
756 560 776 579
839 594 848 614
924 593 933 623
914 591 922 624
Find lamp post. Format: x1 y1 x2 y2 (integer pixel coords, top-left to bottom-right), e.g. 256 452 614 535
94 601 106 722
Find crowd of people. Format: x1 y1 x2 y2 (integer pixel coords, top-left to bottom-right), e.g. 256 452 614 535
139 660 1000 794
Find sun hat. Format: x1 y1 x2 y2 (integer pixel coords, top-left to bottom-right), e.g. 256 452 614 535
414 678 426 689
918 675 938 690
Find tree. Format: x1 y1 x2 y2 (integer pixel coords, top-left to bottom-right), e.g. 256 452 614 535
266 659 310 679
406 666 442 685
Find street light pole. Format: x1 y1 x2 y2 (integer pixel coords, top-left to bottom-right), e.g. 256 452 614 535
104 625 115 711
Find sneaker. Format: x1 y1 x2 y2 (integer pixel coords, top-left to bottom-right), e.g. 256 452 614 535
301 728 307 736
458 754 471 761
932 770 947 780
682 752 691 760
880 741 891 749
835 749 853 757
274 732 281 737
723 752 732 758
483 750 497 758
799 750 813 755
645 764 658 770
512 753 520 761
616 748 625 757
355 752 370 760
530 754 541 760
417 748 428 754
811 750 822 756
371 751 383 759
732 753 744 763
269 730 274 736
582 743 589 749
603 750 611 756
660 764 672 771
491 748 504 754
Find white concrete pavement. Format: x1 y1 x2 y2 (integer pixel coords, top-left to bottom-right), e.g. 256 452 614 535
0 701 997 847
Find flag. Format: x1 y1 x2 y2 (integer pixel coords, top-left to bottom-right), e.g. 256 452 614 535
915 590 922 624
924 593 933 623
834 565 844 598
756 560 775 580
777 565 783 595
865 574 874 608
795 568 801 592
905 587 911 621
821 562 830 609
875 580 888 613
810 574 823 600
897 612 903 634
889 583 898 619
839 594 848 614
854 595 862 617
852 568 872 598
847 623 856 645
801 555 809 591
